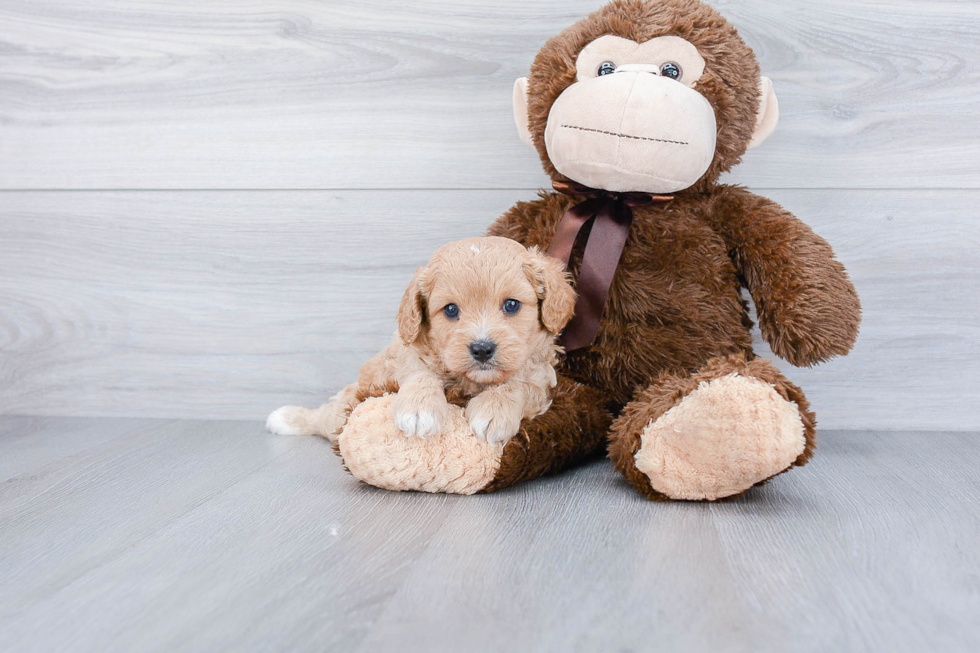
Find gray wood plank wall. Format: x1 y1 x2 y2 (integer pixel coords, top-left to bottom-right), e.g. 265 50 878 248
1 1 978 429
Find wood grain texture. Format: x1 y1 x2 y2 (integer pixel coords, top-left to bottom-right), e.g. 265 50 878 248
1 188 977 430
0 415 154 483
0 417 978 652
0 0 978 190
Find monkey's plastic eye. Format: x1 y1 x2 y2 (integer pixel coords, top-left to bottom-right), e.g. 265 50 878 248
443 304 459 319
502 299 522 314
660 62 682 80
597 61 617 76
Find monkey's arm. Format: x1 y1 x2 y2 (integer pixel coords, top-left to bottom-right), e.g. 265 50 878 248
711 186 861 367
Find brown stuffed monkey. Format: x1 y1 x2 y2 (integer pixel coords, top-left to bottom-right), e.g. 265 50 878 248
331 0 861 501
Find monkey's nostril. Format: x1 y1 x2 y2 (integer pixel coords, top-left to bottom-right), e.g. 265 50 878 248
469 340 496 363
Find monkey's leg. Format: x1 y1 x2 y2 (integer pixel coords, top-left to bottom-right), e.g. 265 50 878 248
481 375 612 493
608 354 816 501
337 375 612 495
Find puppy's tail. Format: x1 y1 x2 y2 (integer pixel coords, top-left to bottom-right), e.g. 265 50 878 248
266 380 400 442
266 385 357 443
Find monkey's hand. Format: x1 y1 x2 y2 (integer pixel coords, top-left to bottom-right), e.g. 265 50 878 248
754 276 861 367
713 186 861 367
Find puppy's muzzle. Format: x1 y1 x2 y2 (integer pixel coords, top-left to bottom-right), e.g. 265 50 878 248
469 340 496 364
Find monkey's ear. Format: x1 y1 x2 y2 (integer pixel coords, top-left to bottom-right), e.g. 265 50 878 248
524 247 576 335
513 77 534 148
397 267 428 346
747 76 780 150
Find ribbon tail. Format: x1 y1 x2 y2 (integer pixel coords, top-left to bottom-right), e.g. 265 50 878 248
546 197 604 265
561 200 633 352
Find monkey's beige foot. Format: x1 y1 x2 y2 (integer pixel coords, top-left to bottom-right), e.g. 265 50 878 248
609 356 816 501
337 395 504 495
634 374 805 500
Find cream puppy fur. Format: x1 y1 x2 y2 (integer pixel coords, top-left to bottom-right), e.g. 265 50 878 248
267 237 576 445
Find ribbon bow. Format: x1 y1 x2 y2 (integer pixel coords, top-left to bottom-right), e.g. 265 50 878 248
546 180 673 352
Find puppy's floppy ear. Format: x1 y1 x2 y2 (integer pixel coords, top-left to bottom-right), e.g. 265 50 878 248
523 247 576 334
397 266 428 346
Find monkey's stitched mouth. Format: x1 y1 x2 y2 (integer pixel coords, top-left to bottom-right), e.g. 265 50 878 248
561 124 689 146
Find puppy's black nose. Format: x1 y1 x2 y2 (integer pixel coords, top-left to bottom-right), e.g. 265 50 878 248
469 340 496 363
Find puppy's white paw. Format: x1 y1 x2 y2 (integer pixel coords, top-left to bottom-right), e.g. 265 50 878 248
465 396 522 445
266 406 306 436
468 414 491 441
394 410 441 438
392 395 448 438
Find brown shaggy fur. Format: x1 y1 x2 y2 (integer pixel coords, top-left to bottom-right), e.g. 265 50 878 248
482 0 860 497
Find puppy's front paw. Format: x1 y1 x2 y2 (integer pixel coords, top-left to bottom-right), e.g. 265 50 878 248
465 394 522 445
391 394 449 438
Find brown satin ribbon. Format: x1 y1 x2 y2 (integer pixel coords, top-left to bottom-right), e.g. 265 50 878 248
547 180 673 352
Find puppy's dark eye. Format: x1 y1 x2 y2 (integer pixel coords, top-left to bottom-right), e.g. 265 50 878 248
597 61 617 77
660 62 682 81
502 299 521 314
443 304 459 319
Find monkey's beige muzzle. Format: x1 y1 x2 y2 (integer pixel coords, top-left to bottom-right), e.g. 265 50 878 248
544 72 717 194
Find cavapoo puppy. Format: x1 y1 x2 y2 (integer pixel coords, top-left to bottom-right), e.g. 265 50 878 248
267 236 576 445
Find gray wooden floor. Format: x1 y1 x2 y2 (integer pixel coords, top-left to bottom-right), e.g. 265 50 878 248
1 417 977 652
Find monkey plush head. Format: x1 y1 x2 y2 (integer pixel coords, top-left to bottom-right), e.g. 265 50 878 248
513 0 779 194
